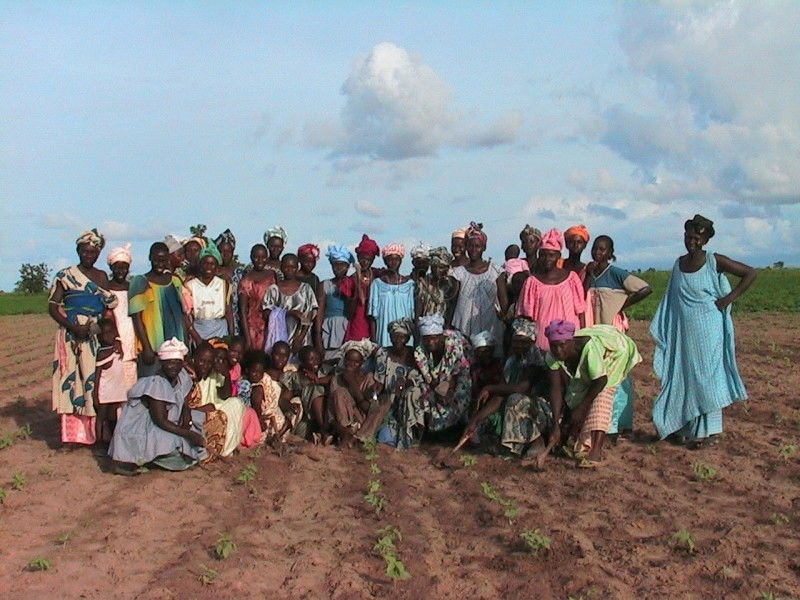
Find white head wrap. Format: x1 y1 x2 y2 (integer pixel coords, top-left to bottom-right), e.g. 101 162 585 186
470 330 495 348
157 337 189 361
164 234 185 254
418 314 445 336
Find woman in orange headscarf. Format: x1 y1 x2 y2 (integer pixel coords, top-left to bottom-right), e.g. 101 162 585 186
561 224 590 281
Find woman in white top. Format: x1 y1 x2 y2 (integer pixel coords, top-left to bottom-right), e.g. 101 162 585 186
185 241 234 343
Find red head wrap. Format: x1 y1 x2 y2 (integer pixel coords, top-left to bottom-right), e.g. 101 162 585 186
355 234 380 257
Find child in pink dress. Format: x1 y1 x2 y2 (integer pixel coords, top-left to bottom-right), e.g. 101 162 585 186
94 319 129 444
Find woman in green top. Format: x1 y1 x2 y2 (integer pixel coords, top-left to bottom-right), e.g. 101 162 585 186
545 319 641 466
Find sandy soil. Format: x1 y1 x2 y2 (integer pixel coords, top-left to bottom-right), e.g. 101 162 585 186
1 313 799 599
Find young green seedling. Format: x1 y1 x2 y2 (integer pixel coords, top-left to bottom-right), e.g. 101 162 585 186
460 454 478 467
0 488 6 504
11 470 27 491
778 444 798 460
646 444 658 455
370 463 382 475
373 525 410 580
198 563 219 585
56 533 70 546
520 529 551 553
771 512 790 526
27 557 52 572
672 529 696 554
691 462 718 481
38 466 52 476
0 432 15 450
214 533 237 560
17 424 32 439
235 463 257 484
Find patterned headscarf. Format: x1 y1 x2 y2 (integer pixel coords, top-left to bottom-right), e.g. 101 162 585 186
564 224 590 243
199 239 222 264
539 228 563 252
520 224 542 241
382 243 405 258
297 244 321 260
410 243 432 260
326 245 355 264
76 229 105 249
157 337 189 360
355 234 380 257
339 339 377 362
418 314 445 336
512 318 538 341
264 226 288 245
208 338 229 350
107 243 132 266
388 319 412 338
214 229 236 249
467 221 487 244
428 247 454 267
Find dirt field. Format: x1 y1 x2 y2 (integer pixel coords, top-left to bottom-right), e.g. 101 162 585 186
1 313 799 599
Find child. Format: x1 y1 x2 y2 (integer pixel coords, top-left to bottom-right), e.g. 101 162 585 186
106 243 137 389
227 336 248 402
243 350 299 443
94 319 129 446
504 244 521 261
278 345 331 442
266 341 296 382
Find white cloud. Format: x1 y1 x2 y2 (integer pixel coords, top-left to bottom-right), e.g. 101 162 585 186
594 1 800 206
308 42 522 167
354 199 384 219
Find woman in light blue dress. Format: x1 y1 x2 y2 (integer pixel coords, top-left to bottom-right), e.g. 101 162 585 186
368 243 415 348
650 215 756 447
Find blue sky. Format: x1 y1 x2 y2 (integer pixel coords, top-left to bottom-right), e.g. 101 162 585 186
2 1 798 289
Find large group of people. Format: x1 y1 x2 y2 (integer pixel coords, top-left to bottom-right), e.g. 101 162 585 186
47 215 756 473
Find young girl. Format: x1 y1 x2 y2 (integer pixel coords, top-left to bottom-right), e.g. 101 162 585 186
244 350 299 443
106 243 138 389
316 245 353 363
279 345 330 441
262 254 318 356
185 241 234 342
297 244 321 292
94 319 129 446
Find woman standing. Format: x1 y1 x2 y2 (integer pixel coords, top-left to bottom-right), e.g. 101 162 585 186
262 254 318 355
297 243 321 292
49 229 118 445
184 241 234 342
214 229 243 335
516 228 586 352
368 244 416 348
106 243 138 390
263 226 287 280
450 223 503 347
129 242 187 377
585 235 652 436
650 215 755 447
238 244 277 351
450 227 469 269
415 247 460 327
316 245 353 362
561 224 590 279
340 234 382 342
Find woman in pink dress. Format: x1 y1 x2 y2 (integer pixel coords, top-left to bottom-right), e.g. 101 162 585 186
516 228 586 351
239 244 277 351
340 234 382 342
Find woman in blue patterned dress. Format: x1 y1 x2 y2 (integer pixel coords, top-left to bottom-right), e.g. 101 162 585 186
650 215 756 447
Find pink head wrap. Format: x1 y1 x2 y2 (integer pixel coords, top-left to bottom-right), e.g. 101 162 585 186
157 337 189 361
355 234 380 257
106 243 132 266
297 244 321 260
544 319 576 343
539 228 564 252
503 258 530 277
381 243 405 258
466 221 487 245
564 224 590 243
